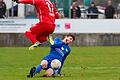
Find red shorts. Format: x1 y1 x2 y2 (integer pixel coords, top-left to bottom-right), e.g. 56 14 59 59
30 22 55 42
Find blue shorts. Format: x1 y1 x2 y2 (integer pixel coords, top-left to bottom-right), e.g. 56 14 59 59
43 55 62 69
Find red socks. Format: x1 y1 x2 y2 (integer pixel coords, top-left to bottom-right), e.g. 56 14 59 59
25 31 38 44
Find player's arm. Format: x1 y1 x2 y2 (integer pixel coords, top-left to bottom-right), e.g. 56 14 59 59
53 6 60 19
58 50 71 76
12 0 41 5
57 56 67 76
12 0 33 4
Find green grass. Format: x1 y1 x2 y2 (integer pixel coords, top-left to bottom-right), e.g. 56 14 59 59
0 47 120 80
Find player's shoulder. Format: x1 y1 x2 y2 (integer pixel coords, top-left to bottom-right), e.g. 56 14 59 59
54 37 61 40
54 37 62 43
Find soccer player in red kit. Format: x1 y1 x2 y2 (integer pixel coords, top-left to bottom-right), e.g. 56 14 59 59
12 0 60 50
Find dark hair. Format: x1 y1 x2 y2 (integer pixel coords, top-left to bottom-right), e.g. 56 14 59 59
66 34 75 41
91 2 95 4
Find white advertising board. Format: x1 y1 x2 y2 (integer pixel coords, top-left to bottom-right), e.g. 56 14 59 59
0 19 39 33
0 19 120 33
55 19 120 33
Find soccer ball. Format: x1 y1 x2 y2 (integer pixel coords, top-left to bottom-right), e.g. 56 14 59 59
51 59 61 70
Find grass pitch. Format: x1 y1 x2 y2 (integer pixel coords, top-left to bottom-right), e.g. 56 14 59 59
0 47 120 80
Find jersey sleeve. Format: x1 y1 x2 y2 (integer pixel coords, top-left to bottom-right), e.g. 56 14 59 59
58 48 71 74
57 55 67 74
53 6 60 19
51 37 65 48
18 0 34 4
18 0 42 5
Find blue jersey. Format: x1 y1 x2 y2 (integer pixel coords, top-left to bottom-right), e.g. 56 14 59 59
43 37 71 74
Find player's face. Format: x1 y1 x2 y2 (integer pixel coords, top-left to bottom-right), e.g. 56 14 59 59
64 36 73 44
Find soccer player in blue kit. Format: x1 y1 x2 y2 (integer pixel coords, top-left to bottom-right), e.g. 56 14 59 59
27 34 75 77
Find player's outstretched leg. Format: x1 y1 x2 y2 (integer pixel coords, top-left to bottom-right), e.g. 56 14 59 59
27 67 36 78
25 31 41 50
29 41 41 50
47 35 54 45
27 64 42 78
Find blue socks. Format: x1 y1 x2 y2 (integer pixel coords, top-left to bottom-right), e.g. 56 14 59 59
35 64 42 74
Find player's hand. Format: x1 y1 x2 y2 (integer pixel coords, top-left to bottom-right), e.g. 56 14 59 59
12 0 18 3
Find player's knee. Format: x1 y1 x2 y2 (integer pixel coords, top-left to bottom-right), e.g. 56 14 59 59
26 29 31 32
45 68 54 77
41 60 48 69
25 30 31 36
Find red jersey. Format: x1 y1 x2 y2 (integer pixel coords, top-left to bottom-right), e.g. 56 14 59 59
18 0 60 24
